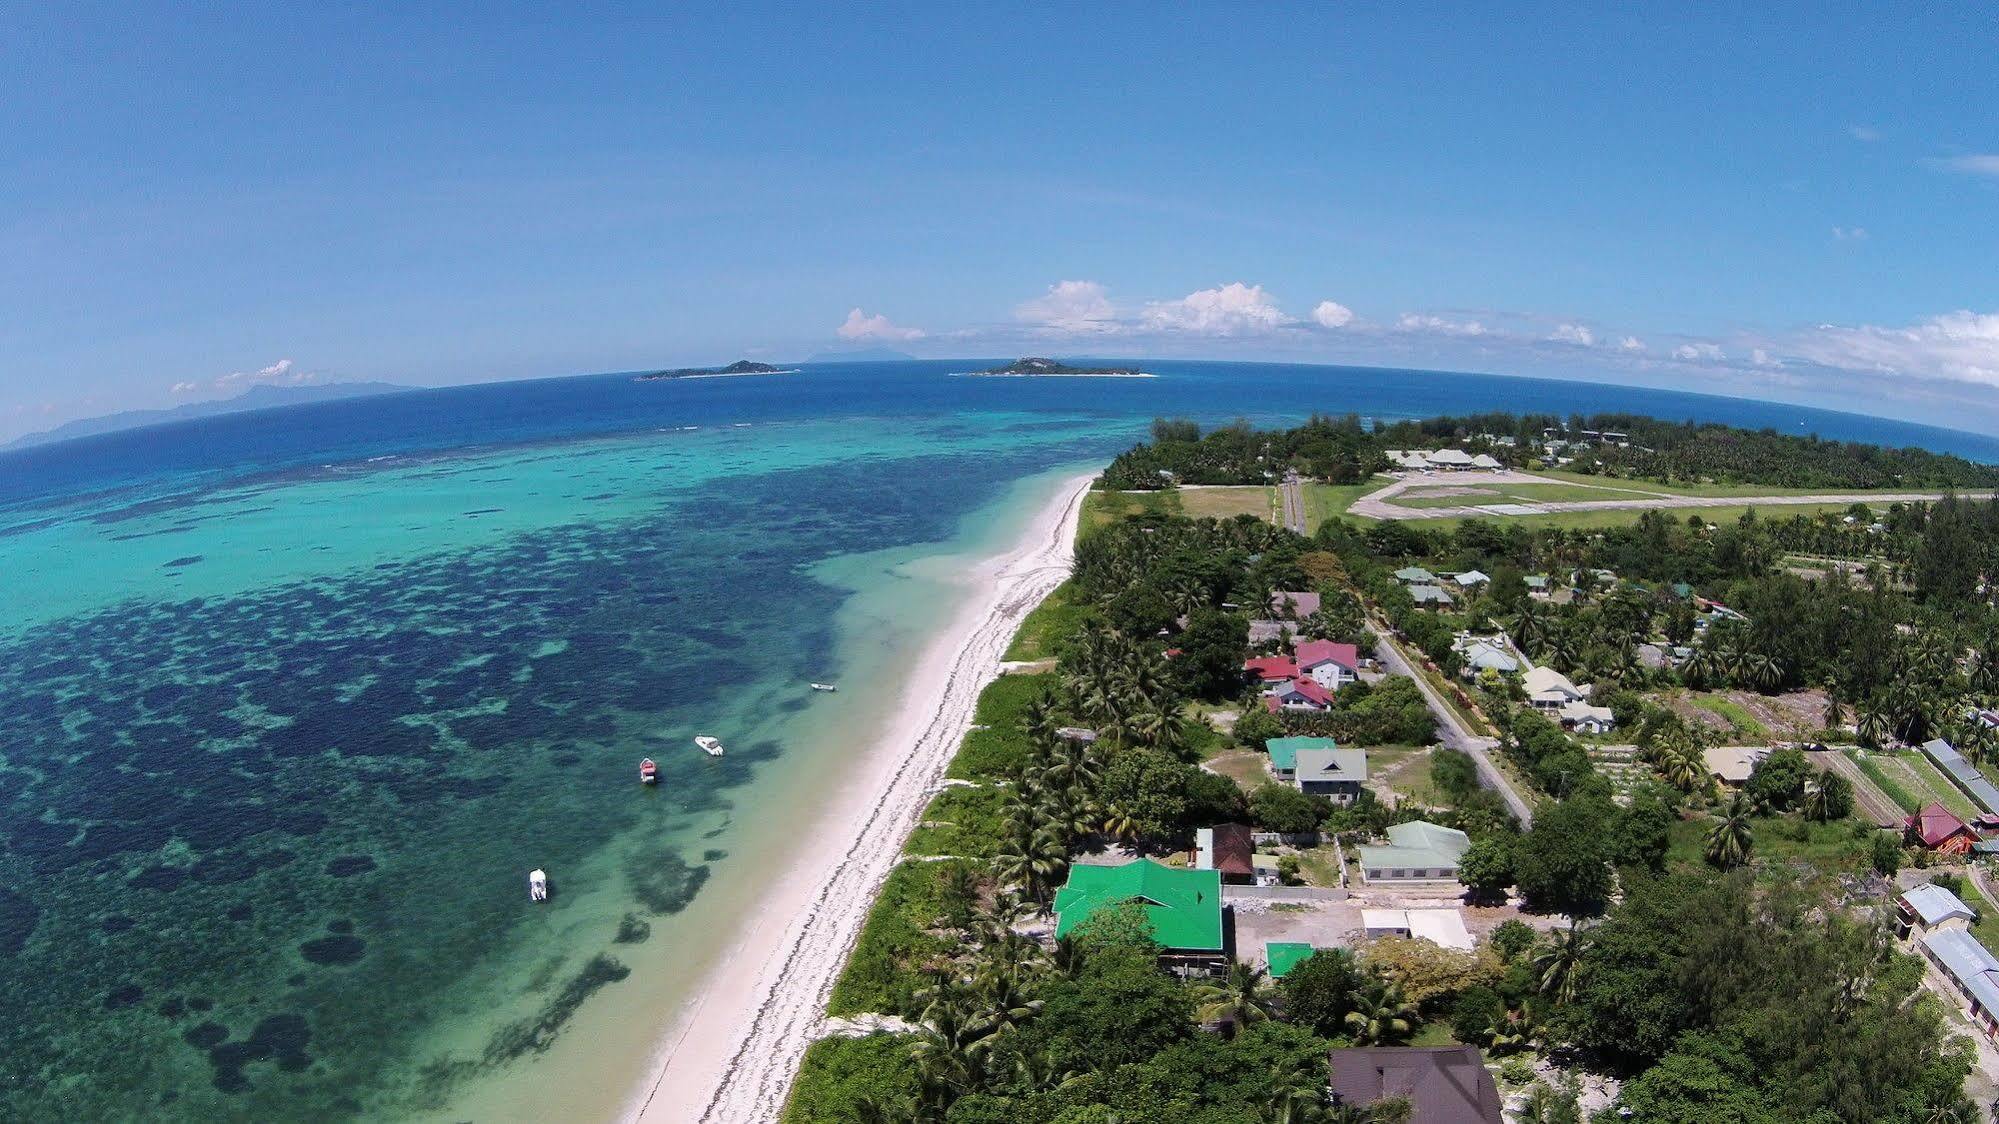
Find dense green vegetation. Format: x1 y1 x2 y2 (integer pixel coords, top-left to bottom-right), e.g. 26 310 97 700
1100 412 1999 492
789 416 1997 1122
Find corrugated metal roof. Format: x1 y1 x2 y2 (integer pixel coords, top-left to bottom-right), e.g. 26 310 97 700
1052 859 1223 951
1924 928 1999 1014
1267 736 1337 772
1295 747 1368 785
1922 739 1999 814
1357 821 1471 872
1902 883 1976 927
1266 942 1315 979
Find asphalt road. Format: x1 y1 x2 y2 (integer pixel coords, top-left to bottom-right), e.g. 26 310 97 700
1366 621 1535 826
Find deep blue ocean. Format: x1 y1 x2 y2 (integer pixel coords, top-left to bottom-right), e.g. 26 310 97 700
0 359 1992 1120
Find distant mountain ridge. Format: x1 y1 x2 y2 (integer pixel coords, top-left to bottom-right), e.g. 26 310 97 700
5 381 414 451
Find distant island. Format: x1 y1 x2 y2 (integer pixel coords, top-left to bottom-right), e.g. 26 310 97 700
634 360 798 382
4 381 412 452
964 356 1155 378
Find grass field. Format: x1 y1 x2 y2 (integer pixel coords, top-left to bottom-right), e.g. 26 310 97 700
1689 694 1772 742
1177 485 1278 522
1301 480 1388 530
1395 481 1669 507
1082 488 1179 530
1527 467 1897 500
1665 813 1876 874
1895 752 1983 820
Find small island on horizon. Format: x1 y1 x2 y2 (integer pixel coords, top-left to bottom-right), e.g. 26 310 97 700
634 359 798 382
963 356 1156 378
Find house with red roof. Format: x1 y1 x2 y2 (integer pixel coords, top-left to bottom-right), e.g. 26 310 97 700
1295 640 1361 691
1267 677 1333 712
1907 802 1978 857
1243 655 1298 687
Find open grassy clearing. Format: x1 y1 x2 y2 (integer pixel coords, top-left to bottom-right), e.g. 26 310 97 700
1082 487 1179 531
1665 812 1877 874
1204 749 1273 793
1176 484 1278 522
1300 480 1387 529
1688 694 1772 742
1366 745 1446 807
1527 467 1902 500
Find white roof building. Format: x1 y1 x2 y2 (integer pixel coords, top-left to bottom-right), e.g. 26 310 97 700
1522 666 1584 708
1360 908 1475 951
1902 883 1977 930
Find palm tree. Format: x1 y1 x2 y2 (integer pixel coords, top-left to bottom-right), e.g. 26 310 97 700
1533 923 1591 1006
1803 774 1846 823
1101 803 1143 849
1821 685 1846 732
1857 703 1892 749
1343 978 1417 1044
1684 645 1725 689
1661 742 1709 795
1192 961 1278 1034
994 824 1068 902
1484 1006 1538 1055
1706 792 1755 869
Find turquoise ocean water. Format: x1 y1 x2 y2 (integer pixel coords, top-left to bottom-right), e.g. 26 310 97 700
0 361 1993 1120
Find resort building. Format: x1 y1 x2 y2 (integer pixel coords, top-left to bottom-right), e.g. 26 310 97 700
1293 746 1368 803
1920 928 1999 1043
1356 821 1470 884
1899 883 1977 938
1907 803 1979 857
1408 585 1455 607
1295 639 1361 691
1053 859 1227 975
1328 1046 1503 1124
1360 908 1475 951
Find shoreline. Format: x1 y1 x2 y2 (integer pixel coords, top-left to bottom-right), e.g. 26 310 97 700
623 472 1094 1123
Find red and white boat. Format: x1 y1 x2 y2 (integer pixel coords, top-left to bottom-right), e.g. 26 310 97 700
639 757 659 784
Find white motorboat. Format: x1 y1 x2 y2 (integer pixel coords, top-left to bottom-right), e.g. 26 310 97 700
694 735 725 757
529 868 548 902
810 683 837 692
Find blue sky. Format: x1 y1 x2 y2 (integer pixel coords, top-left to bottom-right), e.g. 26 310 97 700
3 4 1997 439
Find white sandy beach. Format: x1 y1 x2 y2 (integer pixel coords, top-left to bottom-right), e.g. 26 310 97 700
623 473 1092 1124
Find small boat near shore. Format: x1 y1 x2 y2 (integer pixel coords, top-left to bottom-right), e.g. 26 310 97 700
529 868 548 902
639 757 658 784
695 735 725 757
810 682 838 692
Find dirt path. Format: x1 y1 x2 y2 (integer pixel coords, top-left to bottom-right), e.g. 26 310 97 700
1346 470 1995 522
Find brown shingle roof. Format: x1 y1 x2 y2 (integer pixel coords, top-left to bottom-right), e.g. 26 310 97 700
1211 823 1254 878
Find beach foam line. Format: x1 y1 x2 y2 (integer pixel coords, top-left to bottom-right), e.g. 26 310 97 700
624 472 1092 1124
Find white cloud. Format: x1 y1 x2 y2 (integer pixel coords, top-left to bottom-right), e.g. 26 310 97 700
1934 154 1999 179
1396 313 1486 337
1618 336 1644 352
170 381 199 394
1849 125 1881 142
1015 280 1116 333
1789 309 1999 388
206 358 316 393
1672 343 1726 362
1751 348 1780 367
837 307 925 341
1311 300 1355 329
1141 282 1290 336
1548 323 1595 347
1832 226 1868 241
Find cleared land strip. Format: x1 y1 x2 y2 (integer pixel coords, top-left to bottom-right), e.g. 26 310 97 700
1348 470 1995 522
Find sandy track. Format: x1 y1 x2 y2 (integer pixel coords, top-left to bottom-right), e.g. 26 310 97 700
625 474 1092 1124
1347 470 1993 521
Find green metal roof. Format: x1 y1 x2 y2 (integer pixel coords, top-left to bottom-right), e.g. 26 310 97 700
1356 820 1472 871
1052 859 1224 951
1266 942 1315 979
1394 566 1437 583
1266 735 1338 772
